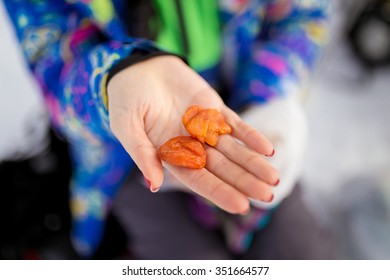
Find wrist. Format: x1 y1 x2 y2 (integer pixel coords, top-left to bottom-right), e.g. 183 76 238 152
107 54 183 95
107 50 185 85
106 52 186 108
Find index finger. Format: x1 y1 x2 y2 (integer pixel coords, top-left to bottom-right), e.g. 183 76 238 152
222 107 274 156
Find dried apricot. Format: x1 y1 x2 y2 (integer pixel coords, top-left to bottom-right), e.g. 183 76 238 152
158 136 206 169
182 105 232 146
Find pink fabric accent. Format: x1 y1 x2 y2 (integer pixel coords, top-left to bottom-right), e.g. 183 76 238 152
69 24 98 48
255 50 288 75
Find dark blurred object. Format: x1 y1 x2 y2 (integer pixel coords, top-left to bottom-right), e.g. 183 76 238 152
0 130 127 259
0 129 73 259
348 0 390 69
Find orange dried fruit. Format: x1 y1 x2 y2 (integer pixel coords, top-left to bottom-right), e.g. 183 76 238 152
158 136 206 169
182 105 232 146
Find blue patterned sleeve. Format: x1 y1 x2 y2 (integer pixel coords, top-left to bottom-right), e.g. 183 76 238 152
2 0 160 137
231 0 330 108
3 0 166 256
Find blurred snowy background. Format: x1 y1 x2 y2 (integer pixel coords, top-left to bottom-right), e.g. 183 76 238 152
301 0 390 259
1 0 390 259
0 2 48 161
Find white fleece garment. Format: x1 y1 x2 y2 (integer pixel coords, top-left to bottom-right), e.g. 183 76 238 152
242 95 308 209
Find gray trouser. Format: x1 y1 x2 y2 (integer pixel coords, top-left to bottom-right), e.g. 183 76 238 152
112 169 336 260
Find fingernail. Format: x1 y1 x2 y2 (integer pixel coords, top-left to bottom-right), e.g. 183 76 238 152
273 178 280 187
267 194 274 203
143 176 152 189
266 149 275 157
151 187 160 193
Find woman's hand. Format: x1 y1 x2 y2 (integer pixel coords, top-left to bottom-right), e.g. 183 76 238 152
107 55 279 214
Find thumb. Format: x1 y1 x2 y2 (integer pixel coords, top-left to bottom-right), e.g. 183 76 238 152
110 116 164 192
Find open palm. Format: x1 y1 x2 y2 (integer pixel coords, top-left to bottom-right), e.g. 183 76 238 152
108 56 279 214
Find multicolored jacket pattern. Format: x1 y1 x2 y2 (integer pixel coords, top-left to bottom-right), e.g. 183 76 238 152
3 0 328 257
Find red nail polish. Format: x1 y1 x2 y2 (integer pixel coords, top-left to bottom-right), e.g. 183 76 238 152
268 194 274 202
273 179 280 186
143 176 152 189
266 149 275 157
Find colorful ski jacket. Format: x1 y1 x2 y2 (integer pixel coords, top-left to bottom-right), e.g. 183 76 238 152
3 0 329 257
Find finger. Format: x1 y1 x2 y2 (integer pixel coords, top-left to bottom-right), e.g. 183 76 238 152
216 135 279 186
110 114 164 191
165 164 250 214
222 107 274 156
205 146 274 202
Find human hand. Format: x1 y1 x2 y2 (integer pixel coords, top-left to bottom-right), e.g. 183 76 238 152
107 55 279 214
